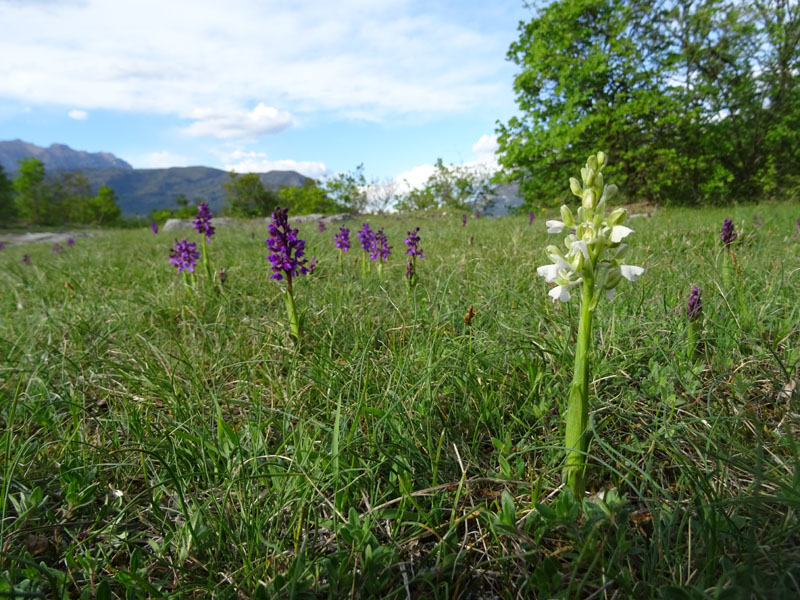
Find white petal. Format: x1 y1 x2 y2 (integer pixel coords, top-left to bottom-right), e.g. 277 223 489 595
570 240 589 259
610 225 634 243
620 265 644 282
537 264 560 283
549 285 571 303
546 220 566 234
606 288 616 301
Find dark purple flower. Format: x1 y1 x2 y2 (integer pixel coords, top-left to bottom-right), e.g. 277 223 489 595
21 254 31 265
66 238 75 246
528 211 535 225
462 214 467 227
0 242 5 250
475 211 480 219
219 267 227 285
51 243 64 254
357 223 374 251
334 227 350 252
370 228 392 262
308 256 318 273
150 221 159 235
193 202 215 241
318 220 326 232
404 227 425 258
720 218 737 249
687 285 702 322
169 238 200 273
266 206 309 282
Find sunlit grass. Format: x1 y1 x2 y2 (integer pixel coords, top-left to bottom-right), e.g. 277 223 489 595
1 203 799 598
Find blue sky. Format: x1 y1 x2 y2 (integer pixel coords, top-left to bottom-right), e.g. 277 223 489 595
0 0 532 189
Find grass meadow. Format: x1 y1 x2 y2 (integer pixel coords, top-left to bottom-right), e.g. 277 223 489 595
2 203 800 599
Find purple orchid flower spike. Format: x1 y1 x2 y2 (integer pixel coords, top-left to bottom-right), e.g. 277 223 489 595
66 238 75 246
151 221 159 235
193 202 215 241
318 220 326 233
21 254 31 265
169 238 200 273
266 206 309 284
462 214 467 227
529 211 535 225
687 285 702 322
720 218 738 249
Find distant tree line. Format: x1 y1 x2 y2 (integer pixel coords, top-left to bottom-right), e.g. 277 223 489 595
0 158 121 226
497 0 800 206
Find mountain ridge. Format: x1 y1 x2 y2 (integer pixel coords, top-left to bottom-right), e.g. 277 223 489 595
0 140 308 216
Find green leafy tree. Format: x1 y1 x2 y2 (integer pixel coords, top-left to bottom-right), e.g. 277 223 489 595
277 180 345 215
13 158 53 224
324 164 367 213
497 0 800 206
87 185 122 225
222 172 279 217
51 171 92 223
0 165 15 221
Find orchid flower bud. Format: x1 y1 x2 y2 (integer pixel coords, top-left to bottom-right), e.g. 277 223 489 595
561 205 576 227
581 166 595 187
596 151 606 168
582 188 596 211
601 184 618 202
587 155 598 172
607 207 627 226
569 177 583 197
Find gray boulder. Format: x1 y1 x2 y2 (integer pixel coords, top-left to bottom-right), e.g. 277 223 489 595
163 217 235 231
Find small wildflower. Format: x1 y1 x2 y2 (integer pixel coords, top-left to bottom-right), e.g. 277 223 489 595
169 238 200 273
193 202 215 241
219 267 227 286
462 214 467 227
357 223 374 251
318 220 326 233
21 254 31 265
475 211 480 219
529 211 535 225
266 206 309 282
404 227 425 258
370 228 392 262
66 238 75 246
308 256 318 273
752 214 763 227
720 218 737 249
51 243 64 254
334 227 351 252
794 217 800 239
0 242 5 250
687 285 702 322
150 221 158 234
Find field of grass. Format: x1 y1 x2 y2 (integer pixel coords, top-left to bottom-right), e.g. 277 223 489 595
2 203 800 599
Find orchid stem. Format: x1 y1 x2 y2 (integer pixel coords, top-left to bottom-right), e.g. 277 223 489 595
564 276 593 498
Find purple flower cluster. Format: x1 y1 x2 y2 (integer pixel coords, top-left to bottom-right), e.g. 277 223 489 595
21 254 31 265
529 211 535 225
193 202 215 241
266 206 309 282
334 227 350 252
357 223 374 251
151 221 159 235
720 218 737 249
51 243 64 254
318 220 326 233
687 285 702 322
0 241 5 250
404 227 425 258
169 238 200 273
66 238 75 247
370 228 392 262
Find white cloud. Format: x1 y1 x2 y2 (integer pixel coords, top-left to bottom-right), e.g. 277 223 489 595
472 133 498 161
68 109 88 120
220 150 327 179
135 151 192 168
0 0 521 121
182 104 293 140
392 163 437 194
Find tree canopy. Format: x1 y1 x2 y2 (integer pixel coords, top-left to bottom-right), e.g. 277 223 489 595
496 0 800 206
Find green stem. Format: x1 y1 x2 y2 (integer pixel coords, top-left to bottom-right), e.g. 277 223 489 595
564 277 594 498
362 251 368 277
688 320 700 361
284 278 300 340
338 250 343 275
201 237 213 285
